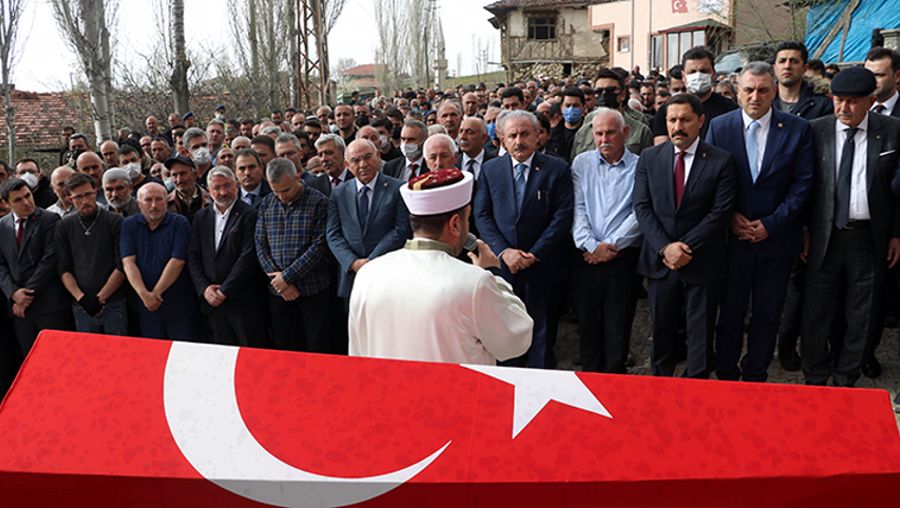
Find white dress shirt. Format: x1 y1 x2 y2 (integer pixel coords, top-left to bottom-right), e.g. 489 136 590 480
461 149 486 179
673 136 701 184
213 202 235 251
742 108 772 175
835 115 870 220
400 158 425 182
872 91 899 115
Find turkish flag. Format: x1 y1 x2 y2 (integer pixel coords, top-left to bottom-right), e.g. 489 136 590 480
1 331 899 507
673 0 688 13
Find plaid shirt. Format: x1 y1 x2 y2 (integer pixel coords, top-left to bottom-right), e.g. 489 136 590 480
255 188 331 296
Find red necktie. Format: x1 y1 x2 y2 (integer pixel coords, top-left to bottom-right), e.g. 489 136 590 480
674 150 686 207
15 217 25 247
331 176 340 188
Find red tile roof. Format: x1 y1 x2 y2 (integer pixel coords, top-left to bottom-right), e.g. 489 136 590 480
0 88 87 149
344 64 382 77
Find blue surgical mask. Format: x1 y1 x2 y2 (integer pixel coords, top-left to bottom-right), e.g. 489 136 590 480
562 106 583 124
487 121 497 140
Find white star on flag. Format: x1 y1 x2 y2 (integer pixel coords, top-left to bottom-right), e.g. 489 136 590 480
462 364 612 438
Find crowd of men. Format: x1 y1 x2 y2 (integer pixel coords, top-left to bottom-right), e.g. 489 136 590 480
2 41 900 397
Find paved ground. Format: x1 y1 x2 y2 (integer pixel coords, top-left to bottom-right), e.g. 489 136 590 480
553 295 900 429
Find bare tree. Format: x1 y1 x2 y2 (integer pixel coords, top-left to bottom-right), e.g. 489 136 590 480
374 0 408 95
227 0 291 114
50 0 119 142
169 0 190 115
323 0 348 35
0 0 24 162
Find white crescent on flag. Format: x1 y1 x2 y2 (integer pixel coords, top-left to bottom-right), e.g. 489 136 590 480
163 342 451 508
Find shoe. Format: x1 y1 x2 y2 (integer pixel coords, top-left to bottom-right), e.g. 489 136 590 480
861 357 882 379
778 347 801 372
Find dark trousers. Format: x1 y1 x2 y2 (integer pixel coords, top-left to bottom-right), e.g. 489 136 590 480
715 249 793 382
12 309 74 356
206 302 268 347
138 310 198 342
572 248 640 373
802 228 882 387
648 271 720 378
777 259 805 352
268 290 332 353
502 278 549 368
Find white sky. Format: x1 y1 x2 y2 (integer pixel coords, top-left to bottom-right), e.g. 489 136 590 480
14 0 501 93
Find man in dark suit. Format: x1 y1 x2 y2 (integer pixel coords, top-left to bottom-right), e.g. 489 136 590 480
326 139 410 305
235 148 270 208
802 67 900 387
706 62 814 382
383 120 428 182
275 133 332 197
188 166 267 347
315 134 354 192
0 178 73 355
865 47 900 118
456 117 497 179
474 110 574 368
632 93 737 378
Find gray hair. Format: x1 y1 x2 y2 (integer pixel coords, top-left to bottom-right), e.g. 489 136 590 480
182 127 207 148
206 119 225 130
102 168 131 185
591 107 626 130
206 165 236 186
402 119 428 139
231 135 251 148
497 110 539 135
266 157 296 182
424 133 458 156
741 61 776 82
314 133 346 153
275 132 302 150
427 124 448 136
261 126 282 136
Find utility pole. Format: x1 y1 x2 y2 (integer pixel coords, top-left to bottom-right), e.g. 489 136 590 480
297 0 331 109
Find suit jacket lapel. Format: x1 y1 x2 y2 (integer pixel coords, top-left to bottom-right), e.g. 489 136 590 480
866 113 882 193
342 182 363 235
682 143 709 207
365 175 390 234
215 205 241 255
758 113 787 183
519 153 544 220
17 211 39 261
496 154 517 219
661 143 677 213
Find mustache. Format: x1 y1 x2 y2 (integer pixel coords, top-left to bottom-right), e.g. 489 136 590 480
671 130 688 137
599 143 616 150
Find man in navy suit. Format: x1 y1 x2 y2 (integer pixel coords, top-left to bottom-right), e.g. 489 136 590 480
705 62 814 382
633 94 737 378
327 139 410 305
188 166 267 347
474 110 574 368
865 47 900 118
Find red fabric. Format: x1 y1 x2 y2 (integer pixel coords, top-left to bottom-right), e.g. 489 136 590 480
1 331 899 507
674 150 686 207
408 167 462 190
672 0 688 13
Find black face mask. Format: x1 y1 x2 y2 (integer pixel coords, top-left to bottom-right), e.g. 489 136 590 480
597 92 619 109
355 114 370 127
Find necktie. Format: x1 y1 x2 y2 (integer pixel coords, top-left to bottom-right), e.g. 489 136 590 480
875 105 887 115
834 127 858 230
466 158 477 175
514 163 527 212
358 186 369 228
15 217 25 247
746 120 760 183
409 164 419 179
331 175 341 188
247 193 259 207
674 151 686 207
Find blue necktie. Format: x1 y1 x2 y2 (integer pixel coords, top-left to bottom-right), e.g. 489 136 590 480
358 186 369 229
514 163 527 212
246 192 258 207
746 120 760 183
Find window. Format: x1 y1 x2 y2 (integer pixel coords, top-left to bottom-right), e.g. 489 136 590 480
663 29 708 71
666 33 679 69
528 17 556 40
651 35 663 69
617 36 631 53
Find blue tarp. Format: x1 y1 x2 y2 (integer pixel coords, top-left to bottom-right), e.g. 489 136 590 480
806 0 900 63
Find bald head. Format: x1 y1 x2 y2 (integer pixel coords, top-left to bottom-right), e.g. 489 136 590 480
137 181 166 201
458 117 487 158
76 151 105 187
424 133 458 172
136 181 168 224
50 166 75 202
357 125 380 146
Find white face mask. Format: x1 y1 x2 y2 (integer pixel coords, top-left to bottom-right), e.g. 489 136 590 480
379 134 390 149
191 147 211 166
19 172 38 190
123 162 142 181
685 72 713 95
401 142 422 161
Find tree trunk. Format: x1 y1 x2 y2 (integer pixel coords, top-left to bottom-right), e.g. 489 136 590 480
248 0 261 114
264 0 278 112
4 82 14 163
83 0 113 141
287 0 297 109
169 0 190 115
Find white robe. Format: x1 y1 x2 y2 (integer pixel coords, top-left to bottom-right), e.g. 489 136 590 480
348 241 533 365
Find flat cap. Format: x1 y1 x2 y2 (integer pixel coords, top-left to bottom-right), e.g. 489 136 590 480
164 154 195 170
830 67 876 97
182 111 195 120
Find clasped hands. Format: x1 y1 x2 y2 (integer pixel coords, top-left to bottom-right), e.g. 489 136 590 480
267 271 300 301
731 212 769 243
583 243 619 265
501 249 537 273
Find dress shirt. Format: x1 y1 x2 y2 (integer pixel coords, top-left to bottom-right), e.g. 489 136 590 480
240 184 263 206
462 150 486 179
742 108 771 175
213 201 235 250
400 158 425 182
255 189 330 296
47 201 76 218
834 116 870 220
510 152 536 182
571 149 641 252
673 137 700 185
355 174 379 215
872 91 899 115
